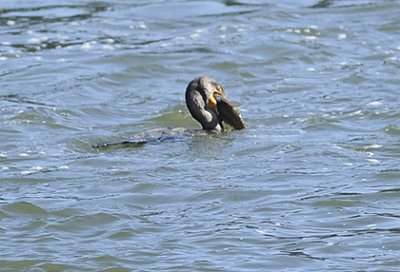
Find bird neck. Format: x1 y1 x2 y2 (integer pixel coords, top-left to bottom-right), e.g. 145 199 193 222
197 108 222 131
186 89 223 131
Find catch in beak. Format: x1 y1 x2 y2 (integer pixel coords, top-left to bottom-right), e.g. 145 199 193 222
216 96 244 129
213 90 245 130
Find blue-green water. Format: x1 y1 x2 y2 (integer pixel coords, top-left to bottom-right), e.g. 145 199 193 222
1 0 400 271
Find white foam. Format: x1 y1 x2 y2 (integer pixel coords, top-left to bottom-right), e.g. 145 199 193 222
337 33 347 40
32 166 43 171
21 166 44 175
129 22 147 30
350 110 363 116
102 44 114 51
367 158 380 164
255 229 266 234
138 22 147 29
365 144 382 149
190 33 200 39
366 101 383 108
28 37 41 44
175 36 186 41
80 42 92 50
303 36 317 41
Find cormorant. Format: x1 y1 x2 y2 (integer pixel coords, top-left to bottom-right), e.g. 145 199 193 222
93 76 244 148
185 76 244 131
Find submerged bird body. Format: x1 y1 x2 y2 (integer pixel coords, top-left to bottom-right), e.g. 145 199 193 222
93 76 244 148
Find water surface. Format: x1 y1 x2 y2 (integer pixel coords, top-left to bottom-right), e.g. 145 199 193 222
1 0 400 271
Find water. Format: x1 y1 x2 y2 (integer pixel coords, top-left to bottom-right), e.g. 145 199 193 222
1 0 400 271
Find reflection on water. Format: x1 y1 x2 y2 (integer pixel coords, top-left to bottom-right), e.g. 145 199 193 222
1 0 400 271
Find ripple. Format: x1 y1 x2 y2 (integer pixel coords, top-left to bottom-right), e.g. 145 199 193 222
1 0 400 271
2 201 47 215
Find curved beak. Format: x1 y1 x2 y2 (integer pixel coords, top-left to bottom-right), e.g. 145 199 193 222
208 87 225 110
